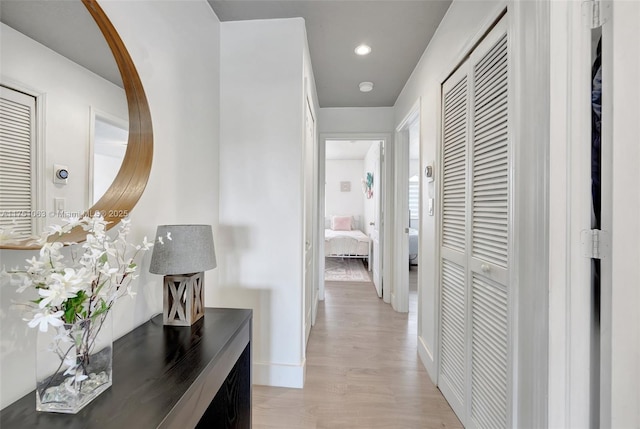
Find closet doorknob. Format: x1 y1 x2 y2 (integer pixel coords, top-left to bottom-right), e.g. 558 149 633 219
481 264 490 273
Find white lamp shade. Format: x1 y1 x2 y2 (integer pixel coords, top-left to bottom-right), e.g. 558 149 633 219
149 225 216 275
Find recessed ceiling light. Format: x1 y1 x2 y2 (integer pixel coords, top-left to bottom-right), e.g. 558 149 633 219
355 44 371 56
359 82 374 93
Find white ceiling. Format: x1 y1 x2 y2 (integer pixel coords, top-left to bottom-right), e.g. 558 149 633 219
208 0 452 108
325 140 377 160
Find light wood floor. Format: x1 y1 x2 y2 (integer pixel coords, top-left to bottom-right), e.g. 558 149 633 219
252 266 463 428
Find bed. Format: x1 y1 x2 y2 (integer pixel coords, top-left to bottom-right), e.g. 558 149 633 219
409 227 419 265
324 215 371 267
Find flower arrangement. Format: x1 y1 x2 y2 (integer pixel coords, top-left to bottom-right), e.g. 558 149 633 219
14 215 153 331
5 214 155 413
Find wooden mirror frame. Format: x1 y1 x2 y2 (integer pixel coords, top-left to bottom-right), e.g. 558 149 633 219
0 0 153 250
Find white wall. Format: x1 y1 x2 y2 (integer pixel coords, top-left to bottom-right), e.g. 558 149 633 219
394 0 550 426
608 4 640 426
217 18 307 388
325 160 365 225
318 107 394 134
363 142 380 236
0 0 221 409
0 23 127 222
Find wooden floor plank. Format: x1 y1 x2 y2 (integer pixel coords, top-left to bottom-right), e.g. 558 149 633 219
253 267 463 428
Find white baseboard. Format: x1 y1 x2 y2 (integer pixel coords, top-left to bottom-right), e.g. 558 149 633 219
253 359 306 388
417 335 437 384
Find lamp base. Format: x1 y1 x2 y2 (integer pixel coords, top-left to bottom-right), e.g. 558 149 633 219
163 272 205 326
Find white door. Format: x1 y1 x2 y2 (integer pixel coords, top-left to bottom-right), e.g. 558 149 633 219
372 142 383 297
0 85 39 237
393 118 412 312
438 16 510 428
303 97 315 345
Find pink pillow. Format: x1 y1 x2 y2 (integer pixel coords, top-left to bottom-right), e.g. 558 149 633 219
332 216 352 231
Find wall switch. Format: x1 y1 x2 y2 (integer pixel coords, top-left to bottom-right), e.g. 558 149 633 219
54 198 65 214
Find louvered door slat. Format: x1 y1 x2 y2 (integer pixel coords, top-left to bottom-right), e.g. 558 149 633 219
475 86 508 113
471 274 508 429
474 38 507 77
472 32 509 269
441 260 467 403
442 75 468 253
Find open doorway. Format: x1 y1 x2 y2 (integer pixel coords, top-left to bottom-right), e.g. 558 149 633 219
89 109 127 205
318 135 390 303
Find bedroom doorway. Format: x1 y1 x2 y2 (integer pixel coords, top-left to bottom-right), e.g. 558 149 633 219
318 134 391 304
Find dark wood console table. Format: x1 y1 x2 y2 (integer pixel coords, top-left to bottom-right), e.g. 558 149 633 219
0 308 252 429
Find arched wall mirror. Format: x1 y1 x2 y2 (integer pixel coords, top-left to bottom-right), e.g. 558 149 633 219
0 0 153 249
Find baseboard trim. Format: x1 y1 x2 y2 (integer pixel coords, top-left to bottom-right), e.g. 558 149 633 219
418 335 437 384
253 359 305 388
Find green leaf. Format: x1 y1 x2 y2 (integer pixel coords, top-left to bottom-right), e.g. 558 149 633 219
61 290 88 323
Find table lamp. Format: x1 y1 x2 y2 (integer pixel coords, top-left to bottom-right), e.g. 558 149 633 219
149 225 216 326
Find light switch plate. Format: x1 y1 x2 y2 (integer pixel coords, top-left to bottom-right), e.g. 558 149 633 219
54 198 65 213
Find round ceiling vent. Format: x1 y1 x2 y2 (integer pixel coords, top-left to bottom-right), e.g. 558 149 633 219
359 81 374 92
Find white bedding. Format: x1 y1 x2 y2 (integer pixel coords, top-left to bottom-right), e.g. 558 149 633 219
324 229 370 257
409 227 419 265
409 228 419 256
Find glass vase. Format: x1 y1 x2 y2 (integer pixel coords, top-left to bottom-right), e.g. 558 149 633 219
36 311 112 414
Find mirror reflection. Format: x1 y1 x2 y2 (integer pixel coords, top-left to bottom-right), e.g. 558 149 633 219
0 0 127 240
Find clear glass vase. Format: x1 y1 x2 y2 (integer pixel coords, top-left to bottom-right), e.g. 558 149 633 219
36 311 112 414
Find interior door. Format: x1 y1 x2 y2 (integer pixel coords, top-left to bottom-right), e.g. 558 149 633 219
372 142 383 297
394 127 410 312
438 62 470 423
304 96 315 345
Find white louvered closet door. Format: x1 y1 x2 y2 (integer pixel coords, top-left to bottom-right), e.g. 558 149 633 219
438 15 510 429
438 63 470 421
0 86 37 237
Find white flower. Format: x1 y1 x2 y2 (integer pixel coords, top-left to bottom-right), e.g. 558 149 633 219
157 236 164 245
27 310 64 332
25 256 46 272
99 262 118 276
126 285 137 298
38 268 87 308
166 232 172 241
16 275 32 293
46 223 66 236
0 226 21 244
137 236 153 251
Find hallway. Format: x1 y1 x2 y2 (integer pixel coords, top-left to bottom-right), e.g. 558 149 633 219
253 273 462 428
